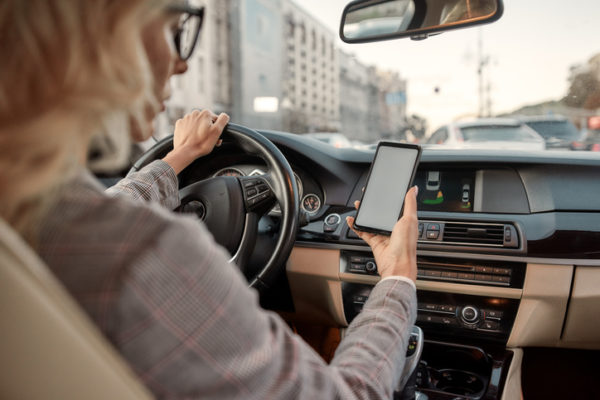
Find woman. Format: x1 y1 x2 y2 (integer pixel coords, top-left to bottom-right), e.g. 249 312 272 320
0 1 419 399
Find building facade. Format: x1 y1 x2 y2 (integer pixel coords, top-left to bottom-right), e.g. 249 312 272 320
339 51 372 142
280 1 340 133
339 51 407 143
157 0 406 144
229 0 285 131
377 70 408 139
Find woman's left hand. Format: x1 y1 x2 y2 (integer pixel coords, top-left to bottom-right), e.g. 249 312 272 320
163 109 230 174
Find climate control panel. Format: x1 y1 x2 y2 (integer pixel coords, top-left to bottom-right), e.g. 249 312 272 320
417 302 507 334
342 283 519 343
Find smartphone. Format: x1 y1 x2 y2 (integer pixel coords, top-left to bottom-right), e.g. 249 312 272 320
353 142 421 235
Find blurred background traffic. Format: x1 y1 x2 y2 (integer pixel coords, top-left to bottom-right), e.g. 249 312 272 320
148 0 600 153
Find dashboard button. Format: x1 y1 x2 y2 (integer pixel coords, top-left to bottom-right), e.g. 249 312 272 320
484 310 503 319
365 261 377 273
324 213 341 226
427 223 440 231
480 320 500 331
353 295 367 303
493 267 511 275
461 306 480 323
475 266 494 274
426 230 440 239
424 270 441 277
349 263 366 273
440 317 457 326
439 305 457 313
457 273 475 280
492 276 510 284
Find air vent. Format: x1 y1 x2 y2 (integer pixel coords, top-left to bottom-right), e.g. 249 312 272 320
419 220 519 248
444 223 505 246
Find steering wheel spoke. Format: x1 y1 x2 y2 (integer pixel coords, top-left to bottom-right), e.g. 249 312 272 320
239 175 277 215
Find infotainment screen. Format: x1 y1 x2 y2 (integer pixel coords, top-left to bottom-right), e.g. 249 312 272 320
414 170 475 212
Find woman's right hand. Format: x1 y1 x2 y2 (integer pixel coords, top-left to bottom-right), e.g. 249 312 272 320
163 109 229 174
345 186 419 282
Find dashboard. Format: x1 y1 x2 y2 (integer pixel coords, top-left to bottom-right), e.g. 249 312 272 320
175 130 600 399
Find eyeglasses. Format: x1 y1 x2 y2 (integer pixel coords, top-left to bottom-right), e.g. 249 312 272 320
167 5 205 61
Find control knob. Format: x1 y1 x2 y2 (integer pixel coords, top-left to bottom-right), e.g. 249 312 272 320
365 261 377 273
461 306 480 324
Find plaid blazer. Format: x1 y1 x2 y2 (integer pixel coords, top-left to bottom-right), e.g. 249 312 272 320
38 160 417 400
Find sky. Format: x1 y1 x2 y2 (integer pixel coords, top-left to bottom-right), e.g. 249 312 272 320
294 0 600 130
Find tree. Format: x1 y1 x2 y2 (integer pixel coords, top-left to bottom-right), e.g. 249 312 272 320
563 56 600 110
401 114 428 141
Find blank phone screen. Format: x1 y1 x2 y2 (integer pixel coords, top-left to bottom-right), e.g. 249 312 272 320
355 145 419 233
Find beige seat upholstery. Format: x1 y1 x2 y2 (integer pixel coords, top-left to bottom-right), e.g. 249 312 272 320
0 218 153 400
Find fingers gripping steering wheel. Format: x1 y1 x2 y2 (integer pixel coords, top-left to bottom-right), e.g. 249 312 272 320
130 124 299 292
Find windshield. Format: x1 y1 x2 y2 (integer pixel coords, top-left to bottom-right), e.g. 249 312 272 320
460 125 540 142
524 121 580 139
157 0 600 154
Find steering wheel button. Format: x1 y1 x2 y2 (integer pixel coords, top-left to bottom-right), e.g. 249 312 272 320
257 184 269 193
243 180 257 188
246 189 257 197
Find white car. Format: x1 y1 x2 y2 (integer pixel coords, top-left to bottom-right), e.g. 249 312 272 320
427 118 546 151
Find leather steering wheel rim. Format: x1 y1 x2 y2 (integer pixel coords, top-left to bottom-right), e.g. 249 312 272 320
129 123 299 292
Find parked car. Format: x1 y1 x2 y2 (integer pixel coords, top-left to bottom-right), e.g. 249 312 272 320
519 115 584 150
427 118 546 151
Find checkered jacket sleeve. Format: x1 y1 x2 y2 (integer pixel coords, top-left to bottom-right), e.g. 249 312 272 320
105 160 180 210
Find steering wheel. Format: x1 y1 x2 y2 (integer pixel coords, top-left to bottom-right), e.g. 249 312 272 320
130 123 299 292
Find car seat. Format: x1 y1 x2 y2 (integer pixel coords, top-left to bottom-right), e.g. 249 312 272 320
0 218 153 400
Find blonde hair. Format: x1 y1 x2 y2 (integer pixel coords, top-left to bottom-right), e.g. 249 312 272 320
0 0 167 237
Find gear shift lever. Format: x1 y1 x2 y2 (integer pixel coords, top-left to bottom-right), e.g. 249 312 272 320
394 326 428 400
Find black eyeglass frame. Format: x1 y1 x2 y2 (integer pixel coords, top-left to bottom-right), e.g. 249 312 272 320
167 5 205 61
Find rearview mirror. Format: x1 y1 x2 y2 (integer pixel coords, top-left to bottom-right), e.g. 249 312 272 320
340 0 503 43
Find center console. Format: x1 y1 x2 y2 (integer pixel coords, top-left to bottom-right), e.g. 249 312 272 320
340 250 525 399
